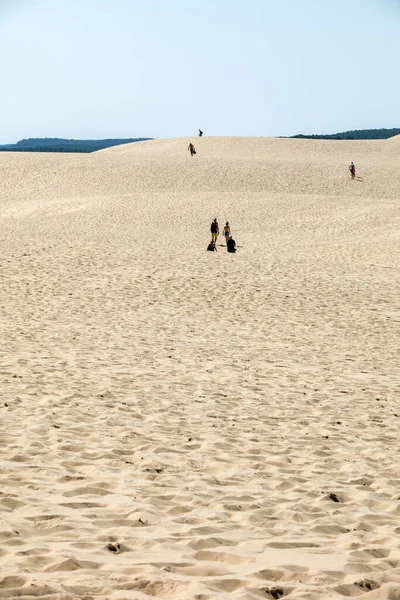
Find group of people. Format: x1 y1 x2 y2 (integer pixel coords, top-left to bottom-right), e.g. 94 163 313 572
188 129 204 156
207 218 236 253
189 134 237 255
194 144 355 255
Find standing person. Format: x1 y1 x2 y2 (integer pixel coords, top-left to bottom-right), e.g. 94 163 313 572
349 162 356 179
223 221 231 245
227 236 236 253
199 129 203 137
188 142 196 156
210 218 219 244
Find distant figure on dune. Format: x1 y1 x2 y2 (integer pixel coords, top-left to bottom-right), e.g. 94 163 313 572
223 221 231 245
227 236 236 253
188 142 196 156
207 240 217 252
349 162 356 179
210 218 219 243
199 129 203 137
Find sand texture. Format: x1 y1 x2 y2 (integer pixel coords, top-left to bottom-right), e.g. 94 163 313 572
0 137 399 599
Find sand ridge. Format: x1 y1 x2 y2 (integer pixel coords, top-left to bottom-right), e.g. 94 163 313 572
0 137 399 599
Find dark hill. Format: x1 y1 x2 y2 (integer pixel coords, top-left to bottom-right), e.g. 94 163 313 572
290 128 400 140
0 137 152 153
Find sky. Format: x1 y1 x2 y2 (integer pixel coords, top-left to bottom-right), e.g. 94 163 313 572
0 0 399 142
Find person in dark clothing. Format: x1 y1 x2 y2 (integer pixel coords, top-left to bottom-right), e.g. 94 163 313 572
227 236 236 253
207 240 217 252
210 218 219 243
199 129 203 137
188 142 196 156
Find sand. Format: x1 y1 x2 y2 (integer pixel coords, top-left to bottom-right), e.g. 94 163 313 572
0 136 399 600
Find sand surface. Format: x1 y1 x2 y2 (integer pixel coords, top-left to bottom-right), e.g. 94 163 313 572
0 137 399 599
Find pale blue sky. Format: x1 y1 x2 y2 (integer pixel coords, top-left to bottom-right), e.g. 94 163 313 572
0 0 399 143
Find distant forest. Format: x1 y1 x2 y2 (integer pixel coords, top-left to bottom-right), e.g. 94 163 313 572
290 128 400 140
0 137 152 153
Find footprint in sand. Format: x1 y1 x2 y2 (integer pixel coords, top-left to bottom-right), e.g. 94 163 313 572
194 550 248 565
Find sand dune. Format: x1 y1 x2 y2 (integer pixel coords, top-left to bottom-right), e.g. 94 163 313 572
0 137 399 599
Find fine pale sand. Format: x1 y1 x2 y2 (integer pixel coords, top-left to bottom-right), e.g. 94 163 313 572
0 137 399 600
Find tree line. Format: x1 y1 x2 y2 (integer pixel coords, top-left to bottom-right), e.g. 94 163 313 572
290 128 400 140
0 137 152 153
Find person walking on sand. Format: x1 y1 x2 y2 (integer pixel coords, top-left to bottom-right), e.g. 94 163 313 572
199 129 203 137
349 162 356 180
210 218 219 243
188 142 196 156
223 221 231 245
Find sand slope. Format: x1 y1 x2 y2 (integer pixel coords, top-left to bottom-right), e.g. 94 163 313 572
0 137 399 599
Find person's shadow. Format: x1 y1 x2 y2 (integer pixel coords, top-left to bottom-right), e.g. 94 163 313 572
355 176 363 181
